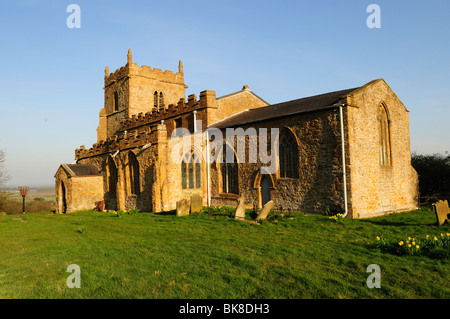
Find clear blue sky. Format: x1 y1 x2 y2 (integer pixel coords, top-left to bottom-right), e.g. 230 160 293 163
0 0 449 187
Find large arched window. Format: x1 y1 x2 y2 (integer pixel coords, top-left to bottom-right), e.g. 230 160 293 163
181 150 201 190
221 144 239 194
279 129 298 178
379 103 391 166
128 152 140 196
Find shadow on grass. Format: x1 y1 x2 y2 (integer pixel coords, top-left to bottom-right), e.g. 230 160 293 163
154 210 176 216
358 219 437 227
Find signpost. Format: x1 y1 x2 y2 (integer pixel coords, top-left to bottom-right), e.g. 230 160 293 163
18 186 29 214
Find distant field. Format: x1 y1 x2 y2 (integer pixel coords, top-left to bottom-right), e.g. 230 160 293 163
0 207 448 299
4 187 55 202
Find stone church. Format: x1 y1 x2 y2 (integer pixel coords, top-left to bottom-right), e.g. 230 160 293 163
55 49 419 218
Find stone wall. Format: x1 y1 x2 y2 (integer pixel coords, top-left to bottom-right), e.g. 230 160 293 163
54 167 103 214
344 79 419 218
209 108 347 214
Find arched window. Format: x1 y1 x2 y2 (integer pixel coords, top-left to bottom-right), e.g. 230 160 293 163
106 156 118 210
159 92 164 108
154 91 158 108
128 152 140 196
379 103 391 165
113 91 119 112
221 144 239 194
279 129 298 178
181 150 201 189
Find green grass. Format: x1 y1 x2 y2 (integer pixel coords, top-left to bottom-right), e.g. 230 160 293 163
0 207 449 299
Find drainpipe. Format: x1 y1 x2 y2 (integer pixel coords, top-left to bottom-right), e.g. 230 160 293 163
206 130 211 207
339 104 349 218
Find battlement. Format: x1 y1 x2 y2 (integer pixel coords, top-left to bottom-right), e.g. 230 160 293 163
104 49 185 88
120 90 216 131
75 124 166 160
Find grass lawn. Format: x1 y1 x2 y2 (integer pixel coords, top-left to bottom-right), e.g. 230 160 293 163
0 207 448 299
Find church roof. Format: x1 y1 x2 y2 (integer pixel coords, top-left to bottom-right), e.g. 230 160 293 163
209 87 359 129
57 164 101 177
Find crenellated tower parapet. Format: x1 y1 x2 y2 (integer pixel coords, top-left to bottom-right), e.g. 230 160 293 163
100 49 187 142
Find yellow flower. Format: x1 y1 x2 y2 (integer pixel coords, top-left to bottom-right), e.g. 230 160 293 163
399 241 404 246
441 233 444 237
376 236 380 241
434 237 438 241
408 237 411 241
412 241 415 246
447 233 450 237
416 245 420 249
426 235 429 239
408 244 411 248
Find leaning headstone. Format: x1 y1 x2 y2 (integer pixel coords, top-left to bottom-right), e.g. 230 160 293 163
256 200 275 221
176 199 190 217
432 200 450 226
190 194 203 213
234 197 246 220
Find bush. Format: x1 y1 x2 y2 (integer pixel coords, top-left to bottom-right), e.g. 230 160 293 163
0 194 55 215
411 152 450 203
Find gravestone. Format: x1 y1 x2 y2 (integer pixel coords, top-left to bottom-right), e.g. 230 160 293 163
256 200 274 221
432 200 450 226
234 197 246 220
176 198 190 217
190 194 203 213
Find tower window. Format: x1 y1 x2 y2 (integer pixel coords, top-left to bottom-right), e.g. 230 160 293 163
154 91 158 108
113 91 119 112
159 92 164 108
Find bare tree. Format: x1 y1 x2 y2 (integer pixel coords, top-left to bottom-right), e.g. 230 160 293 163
0 149 9 188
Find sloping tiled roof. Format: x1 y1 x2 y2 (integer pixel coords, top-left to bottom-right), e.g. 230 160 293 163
63 164 101 176
209 87 358 129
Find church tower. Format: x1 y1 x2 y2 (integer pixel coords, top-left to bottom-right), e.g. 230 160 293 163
97 49 187 141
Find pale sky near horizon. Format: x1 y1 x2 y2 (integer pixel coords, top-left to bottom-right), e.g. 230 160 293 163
0 0 449 187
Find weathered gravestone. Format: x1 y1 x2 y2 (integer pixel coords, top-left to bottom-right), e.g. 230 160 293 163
432 200 450 226
176 198 190 217
190 194 203 213
256 200 274 221
234 197 246 220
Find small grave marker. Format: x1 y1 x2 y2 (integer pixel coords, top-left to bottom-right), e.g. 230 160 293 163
432 200 450 226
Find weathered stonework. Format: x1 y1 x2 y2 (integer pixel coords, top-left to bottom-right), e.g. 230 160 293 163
55 50 418 219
